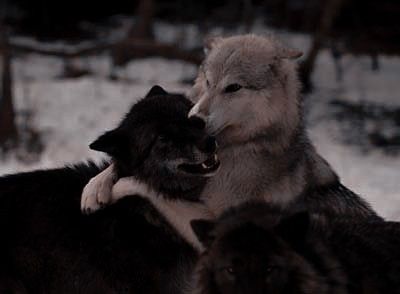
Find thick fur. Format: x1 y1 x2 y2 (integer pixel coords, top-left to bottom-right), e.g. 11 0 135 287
82 85 217 250
87 86 216 202
0 87 218 293
82 34 378 223
191 202 400 294
188 34 379 220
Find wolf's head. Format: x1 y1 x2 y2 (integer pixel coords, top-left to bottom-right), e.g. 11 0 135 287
190 203 342 294
90 86 219 200
188 35 303 149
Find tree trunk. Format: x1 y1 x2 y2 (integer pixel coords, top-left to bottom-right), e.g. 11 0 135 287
0 28 18 150
111 0 156 68
242 0 255 33
128 0 155 39
299 0 345 92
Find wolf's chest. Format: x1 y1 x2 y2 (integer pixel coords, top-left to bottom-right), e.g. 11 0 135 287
200 150 306 214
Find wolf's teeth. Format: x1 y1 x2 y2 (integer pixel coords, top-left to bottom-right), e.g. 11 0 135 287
214 154 218 161
202 163 208 169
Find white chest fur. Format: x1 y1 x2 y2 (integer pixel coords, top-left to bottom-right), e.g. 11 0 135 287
112 178 213 252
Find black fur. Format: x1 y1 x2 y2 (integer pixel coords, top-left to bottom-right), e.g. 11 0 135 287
90 86 216 201
191 202 400 294
0 86 216 293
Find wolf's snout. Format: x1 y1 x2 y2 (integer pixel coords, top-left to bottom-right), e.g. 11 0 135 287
188 105 206 120
204 136 217 153
188 95 209 120
200 136 217 153
188 116 206 130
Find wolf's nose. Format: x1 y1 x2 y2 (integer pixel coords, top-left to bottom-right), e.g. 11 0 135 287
189 116 206 130
201 136 217 153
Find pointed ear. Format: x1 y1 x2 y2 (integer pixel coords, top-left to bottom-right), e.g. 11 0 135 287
89 129 128 158
204 36 223 54
275 211 309 247
191 219 216 248
277 47 303 60
145 85 168 98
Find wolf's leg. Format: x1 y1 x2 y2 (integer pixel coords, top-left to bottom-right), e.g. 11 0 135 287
81 164 117 213
111 177 155 202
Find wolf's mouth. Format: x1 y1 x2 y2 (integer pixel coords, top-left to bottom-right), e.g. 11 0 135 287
178 154 220 176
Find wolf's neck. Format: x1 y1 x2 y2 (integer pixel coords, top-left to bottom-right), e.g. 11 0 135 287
154 176 206 201
202 127 337 216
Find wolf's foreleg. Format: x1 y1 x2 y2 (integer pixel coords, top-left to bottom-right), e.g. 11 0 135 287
111 177 155 202
81 164 117 213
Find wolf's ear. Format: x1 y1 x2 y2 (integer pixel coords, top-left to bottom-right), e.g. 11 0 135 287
191 219 216 248
204 36 223 54
145 85 168 98
89 129 128 158
277 47 303 60
275 211 309 247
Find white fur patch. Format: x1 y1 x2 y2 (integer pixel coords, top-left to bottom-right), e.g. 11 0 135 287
112 177 213 252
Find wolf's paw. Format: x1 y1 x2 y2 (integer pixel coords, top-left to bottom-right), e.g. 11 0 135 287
81 172 114 214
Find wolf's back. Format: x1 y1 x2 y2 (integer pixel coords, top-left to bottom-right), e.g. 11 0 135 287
0 163 195 294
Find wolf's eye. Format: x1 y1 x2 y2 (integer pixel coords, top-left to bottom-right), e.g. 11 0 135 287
224 267 235 276
224 83 242 93
158 135 168 143
266 266 277 275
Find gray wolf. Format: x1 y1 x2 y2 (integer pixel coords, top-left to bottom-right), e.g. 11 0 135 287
187 34 378 219
0 86 218 293
191 202 400 294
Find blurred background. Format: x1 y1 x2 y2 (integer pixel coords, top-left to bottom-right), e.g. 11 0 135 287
0 0 399 218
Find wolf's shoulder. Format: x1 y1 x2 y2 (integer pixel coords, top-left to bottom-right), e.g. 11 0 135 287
295 181 380 221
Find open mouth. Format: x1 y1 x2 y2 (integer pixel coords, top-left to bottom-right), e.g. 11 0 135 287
178 154 220 175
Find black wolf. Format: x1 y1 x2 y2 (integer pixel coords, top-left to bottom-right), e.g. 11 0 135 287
0 86 218 293
191 202 400 294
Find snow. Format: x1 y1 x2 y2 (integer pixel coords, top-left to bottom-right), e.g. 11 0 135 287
11 37 112 53
1 55 195 173
1 23 399 220
307 52 400 220
312 52 400 107
115 58 197 83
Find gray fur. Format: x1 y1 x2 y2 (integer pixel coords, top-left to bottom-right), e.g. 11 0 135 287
188 34 378 220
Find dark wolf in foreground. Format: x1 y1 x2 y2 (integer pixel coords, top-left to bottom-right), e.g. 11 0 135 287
190 202 400 294
0 86 218 293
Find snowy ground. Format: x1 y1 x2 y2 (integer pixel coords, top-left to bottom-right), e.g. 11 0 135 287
1 23 399 219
